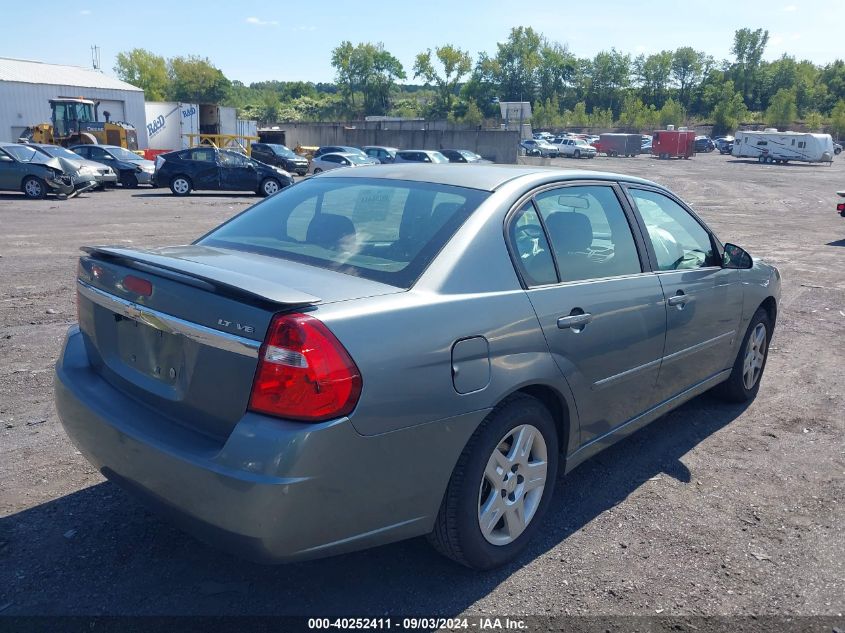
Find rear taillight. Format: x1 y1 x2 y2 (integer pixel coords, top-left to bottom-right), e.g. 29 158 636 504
249 313 362 422
837 202 845 212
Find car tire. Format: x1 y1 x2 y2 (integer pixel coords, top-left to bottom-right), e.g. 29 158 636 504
714 308 772 403
258 177 281 197
428 394 559 570
574 149 581 159
313 168 323 174
121 173 139 188
169 176 192 196
22 176 47 200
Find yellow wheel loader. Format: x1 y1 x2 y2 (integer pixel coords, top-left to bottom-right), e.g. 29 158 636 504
19 98 139 151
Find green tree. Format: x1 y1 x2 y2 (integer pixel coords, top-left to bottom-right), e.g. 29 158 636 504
634 51 673 107
331 42 405 116
659 97 685 127
114 48 169 101
537 42 577 103
830 100 845 137
168 56 231 103
731 27 769 107
331 41 358 112
414 45 473 116
586 49 631 115
804 111 824 131
765 88 798 129
493 26 544 101
710 80 750 135
671 47 707 108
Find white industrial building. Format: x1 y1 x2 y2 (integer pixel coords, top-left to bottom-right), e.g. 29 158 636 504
0 57 147 147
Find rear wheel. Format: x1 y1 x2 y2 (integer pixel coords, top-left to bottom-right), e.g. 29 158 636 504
428 394 559 569
22 176 46 199
714 308 771 403
758 155 766 163
312 167 323 174
170 176 192 196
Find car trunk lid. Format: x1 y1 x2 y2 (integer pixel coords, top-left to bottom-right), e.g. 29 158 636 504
75 244 399 440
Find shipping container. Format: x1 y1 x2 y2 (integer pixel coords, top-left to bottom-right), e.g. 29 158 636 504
652 129 696 159
594 133 641 157
144 101 199 152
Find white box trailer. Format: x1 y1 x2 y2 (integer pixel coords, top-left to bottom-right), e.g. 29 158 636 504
733 129 834 164
144 101 199 151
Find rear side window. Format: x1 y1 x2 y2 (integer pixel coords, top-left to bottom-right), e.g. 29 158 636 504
188 148 216 162
199 177 490 288
533 186 642 281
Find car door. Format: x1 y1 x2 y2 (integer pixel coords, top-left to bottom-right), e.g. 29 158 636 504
182 148 221 190
510 183 667 445
220 151 259 190
0 149 20 189
625 186 744 402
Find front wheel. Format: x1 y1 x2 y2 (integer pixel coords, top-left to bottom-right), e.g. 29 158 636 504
22 176 47 199
574 149 581 159
121 172 139 188
714 308 772 403
312 167 323 174
428 394 559 569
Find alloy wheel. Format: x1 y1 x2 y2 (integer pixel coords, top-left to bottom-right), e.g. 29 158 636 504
742 323 767 390
477 424 548 546
172 178 190 194
24 179 43 198
263 179 280 195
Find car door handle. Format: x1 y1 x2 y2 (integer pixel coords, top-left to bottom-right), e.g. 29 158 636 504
667 292 689 307
557 313 593 329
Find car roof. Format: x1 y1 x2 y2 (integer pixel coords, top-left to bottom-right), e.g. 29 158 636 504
320 152 360 158
313 164 660 192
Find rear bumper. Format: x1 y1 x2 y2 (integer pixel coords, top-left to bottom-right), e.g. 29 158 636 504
54 326 483 562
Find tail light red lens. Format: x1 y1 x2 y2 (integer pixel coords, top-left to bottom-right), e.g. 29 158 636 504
837 202 845 212
123 275 152 297
249 313 362 422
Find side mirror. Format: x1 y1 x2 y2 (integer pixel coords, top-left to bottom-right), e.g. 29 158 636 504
723 243 753 269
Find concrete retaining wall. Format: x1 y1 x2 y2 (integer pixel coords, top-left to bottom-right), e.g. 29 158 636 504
277 123 520 164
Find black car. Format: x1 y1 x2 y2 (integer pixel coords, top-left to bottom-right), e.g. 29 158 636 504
694 136 715 153
440 149 492 164
70 145 156 188
154 146 294 197
250 143 309 176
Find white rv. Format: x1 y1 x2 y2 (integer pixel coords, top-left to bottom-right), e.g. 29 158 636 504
732 129 834 164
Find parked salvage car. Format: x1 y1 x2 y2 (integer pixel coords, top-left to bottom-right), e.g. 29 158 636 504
31 143 118 189
694 136 716 153
154 146 294 196
440 149 492 164
362 146 398 164
715 136 735 154
556 138 597 159
834 142 842 156
311 152 378 173
313 145 369 159
250 143 309 176
71 144 155 187
55 165 780 570
520 139 558 157
393 150 450 163
0 142 75 199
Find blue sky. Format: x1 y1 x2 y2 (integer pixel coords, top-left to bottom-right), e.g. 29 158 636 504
3 0 843 85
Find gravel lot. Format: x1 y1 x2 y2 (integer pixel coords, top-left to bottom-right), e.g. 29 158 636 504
0 153 843 618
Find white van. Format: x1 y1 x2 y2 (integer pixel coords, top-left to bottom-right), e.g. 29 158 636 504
733 129 834 164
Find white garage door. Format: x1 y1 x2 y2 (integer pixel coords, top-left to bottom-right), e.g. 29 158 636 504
97 100 126 123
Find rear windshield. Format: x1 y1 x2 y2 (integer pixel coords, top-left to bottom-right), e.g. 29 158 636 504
198 177 490 288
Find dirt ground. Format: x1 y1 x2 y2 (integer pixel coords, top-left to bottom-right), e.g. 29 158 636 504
0 153 843 618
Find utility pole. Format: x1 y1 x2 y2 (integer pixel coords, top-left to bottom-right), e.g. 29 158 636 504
91 45 101 71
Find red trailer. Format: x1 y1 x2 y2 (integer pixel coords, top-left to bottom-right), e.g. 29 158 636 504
651 129 696 159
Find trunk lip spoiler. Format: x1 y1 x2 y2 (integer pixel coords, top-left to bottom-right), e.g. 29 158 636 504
77 279 261 358
81 246 321 307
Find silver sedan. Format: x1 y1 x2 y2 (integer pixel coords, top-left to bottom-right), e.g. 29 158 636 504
55 165 780 569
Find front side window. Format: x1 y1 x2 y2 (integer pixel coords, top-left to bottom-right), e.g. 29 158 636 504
533 185 641 282
220 151 249 167
629 188 716 271
199 177 489 288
